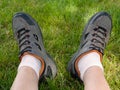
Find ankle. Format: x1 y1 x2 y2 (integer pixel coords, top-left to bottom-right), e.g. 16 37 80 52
75 51 104 81
18 54 43 79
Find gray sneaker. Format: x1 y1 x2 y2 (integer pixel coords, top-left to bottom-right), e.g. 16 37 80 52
67 12 112 79
12 12 57 79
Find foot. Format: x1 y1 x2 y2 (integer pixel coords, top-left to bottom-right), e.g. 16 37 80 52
12 12 57 79
67 12 112 79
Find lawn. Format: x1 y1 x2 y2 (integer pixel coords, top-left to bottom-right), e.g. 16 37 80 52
0 0 120 90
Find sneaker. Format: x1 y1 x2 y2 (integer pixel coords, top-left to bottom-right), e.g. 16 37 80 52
12 12 57 79
67 12 112 79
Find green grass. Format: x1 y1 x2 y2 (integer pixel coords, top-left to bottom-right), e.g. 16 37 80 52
0 0 120 90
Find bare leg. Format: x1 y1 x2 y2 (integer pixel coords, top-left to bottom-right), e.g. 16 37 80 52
83 66 110 90
11 66 39 90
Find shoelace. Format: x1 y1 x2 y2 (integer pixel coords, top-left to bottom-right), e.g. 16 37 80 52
17 28 32 54
90 26 107 53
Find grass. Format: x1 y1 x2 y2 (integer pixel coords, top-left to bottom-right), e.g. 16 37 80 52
0 0 120 90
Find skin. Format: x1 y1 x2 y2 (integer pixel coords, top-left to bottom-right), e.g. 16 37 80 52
83 66 110 90
11 66 39 90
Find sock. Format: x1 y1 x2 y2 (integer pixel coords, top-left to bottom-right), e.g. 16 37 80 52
78 52 103 81
18 55 41 78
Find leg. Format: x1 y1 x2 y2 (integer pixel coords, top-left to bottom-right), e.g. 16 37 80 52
83 66 110 90
11 12 57 90
11 54 43 90
77 51 110 90
67 12 112 90
11 67 39 90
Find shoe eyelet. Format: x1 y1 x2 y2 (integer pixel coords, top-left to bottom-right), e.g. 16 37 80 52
33 34 39 41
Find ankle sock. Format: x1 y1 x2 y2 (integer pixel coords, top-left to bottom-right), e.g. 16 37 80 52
78 52 103 81
18 55 41 78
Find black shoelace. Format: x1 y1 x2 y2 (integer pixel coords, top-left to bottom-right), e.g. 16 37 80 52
17 28 32 54
90 26 107 53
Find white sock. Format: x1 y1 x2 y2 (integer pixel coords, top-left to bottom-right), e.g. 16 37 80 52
18 55 41 78
78 52 103 81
